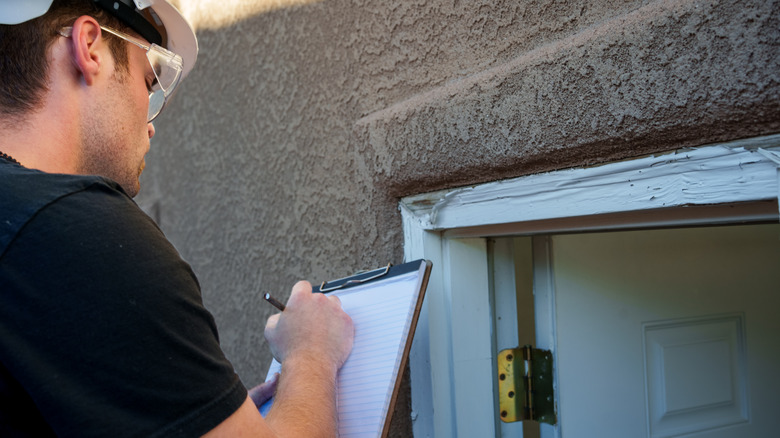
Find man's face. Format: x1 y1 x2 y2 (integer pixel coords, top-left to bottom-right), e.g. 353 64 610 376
77 33 156 198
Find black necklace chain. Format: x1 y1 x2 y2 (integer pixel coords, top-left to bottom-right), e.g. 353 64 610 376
0 151 22 166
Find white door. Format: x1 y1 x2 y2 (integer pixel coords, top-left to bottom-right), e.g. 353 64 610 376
546 223 780 438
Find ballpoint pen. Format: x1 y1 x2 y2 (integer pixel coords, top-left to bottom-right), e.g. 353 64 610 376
263 293 286 311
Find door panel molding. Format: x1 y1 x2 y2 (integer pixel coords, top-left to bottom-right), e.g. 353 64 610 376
643 313 749 437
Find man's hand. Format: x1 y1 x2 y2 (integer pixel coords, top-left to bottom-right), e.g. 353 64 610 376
204 282 354 438
263 281 354 369
261 281 354 437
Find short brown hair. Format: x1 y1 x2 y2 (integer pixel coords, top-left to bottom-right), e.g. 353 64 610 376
0 0 133 118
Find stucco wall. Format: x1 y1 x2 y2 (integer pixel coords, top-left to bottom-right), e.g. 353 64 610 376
137 0 779 435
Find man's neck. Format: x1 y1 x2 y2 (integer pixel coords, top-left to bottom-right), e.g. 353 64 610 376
0 80 83 173
0 115 79 173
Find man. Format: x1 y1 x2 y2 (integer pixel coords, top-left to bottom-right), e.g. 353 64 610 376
0 1 353 436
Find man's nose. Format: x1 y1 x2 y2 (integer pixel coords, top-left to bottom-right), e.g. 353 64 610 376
148 122 155 139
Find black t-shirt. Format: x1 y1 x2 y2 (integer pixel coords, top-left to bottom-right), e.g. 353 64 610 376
0 160 247 437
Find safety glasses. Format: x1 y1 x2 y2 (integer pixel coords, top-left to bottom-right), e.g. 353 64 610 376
60 25 183 123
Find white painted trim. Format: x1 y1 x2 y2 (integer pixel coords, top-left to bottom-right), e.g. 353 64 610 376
490 238 526 437
403 219 498 438
402 207 449 438
531 236 560 438
402 136 780 438
446 238 496 437
402 137 780 232
756 148 780 215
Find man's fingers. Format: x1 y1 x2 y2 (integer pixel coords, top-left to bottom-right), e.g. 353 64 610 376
264 313 280 332
248 373 279 408
289 280 312 299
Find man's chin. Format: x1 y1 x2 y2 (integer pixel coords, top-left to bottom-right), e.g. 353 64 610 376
124 180 141 198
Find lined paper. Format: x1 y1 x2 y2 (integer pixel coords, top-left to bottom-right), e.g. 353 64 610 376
260 267 424 438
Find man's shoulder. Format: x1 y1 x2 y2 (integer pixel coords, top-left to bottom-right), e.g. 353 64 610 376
0 162 125 197
0 164 136 255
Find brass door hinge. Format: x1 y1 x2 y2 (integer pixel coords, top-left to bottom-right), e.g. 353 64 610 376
497 345 556 424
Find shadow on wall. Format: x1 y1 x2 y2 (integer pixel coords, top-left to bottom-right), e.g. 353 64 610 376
170 0 323 30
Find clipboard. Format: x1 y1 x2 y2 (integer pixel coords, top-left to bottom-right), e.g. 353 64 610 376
259 259 432 438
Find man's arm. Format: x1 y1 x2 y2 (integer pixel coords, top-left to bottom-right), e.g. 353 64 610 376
204 281 354 437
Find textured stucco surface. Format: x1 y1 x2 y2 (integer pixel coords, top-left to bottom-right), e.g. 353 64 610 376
137 0 779 435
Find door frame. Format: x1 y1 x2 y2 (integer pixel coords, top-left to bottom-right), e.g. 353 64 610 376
400 135 780 438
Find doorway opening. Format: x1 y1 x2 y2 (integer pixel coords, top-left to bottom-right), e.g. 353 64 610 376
490 223 779 437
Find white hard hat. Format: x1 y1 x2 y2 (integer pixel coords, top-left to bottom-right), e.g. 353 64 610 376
0 0 52 25
0 0 198 79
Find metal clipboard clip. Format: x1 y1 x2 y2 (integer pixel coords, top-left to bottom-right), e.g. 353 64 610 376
319 263 392 293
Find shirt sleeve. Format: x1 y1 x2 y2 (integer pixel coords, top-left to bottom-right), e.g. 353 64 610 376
0 181 247 438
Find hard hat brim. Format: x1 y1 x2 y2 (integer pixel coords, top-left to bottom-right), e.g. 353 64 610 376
0 0 198 80
0 0 54 25
140 0 198 80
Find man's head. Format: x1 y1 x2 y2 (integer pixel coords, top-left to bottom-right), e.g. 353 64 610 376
0 0 197 196
0 1 124 118
0 0 198 120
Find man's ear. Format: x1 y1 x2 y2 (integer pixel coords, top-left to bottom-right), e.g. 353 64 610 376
68 16 105 86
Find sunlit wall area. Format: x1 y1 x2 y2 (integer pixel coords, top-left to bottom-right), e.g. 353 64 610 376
171 0 321 30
